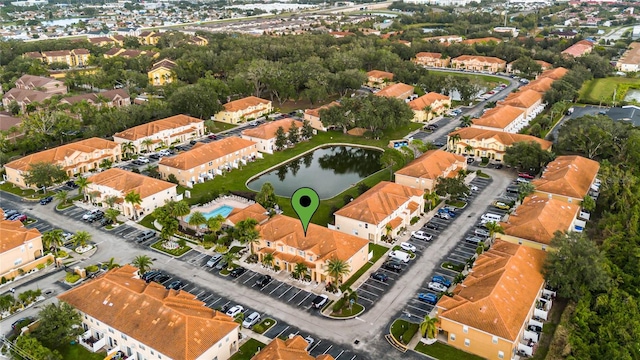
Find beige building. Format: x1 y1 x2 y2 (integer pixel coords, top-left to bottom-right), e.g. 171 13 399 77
447 127 553 161
59 89 130 108
536 67 568 81
241 118 302 154
616 42 640 72
113 115 205 154
40 49 90 67
303 102 339 131
520 77 554 94
252 335 335 360
437 240 551 360
334 181 424 243
394 150 467 192
0 218 43 275
255 215 370 284
413 52 450 68
58 265 240 360
15 74 66 94
408 92 451 122
2 88 53 112
0 112 23 143
472 105 526 133
4 138 121 189
148 59 177 86
531 155 600 205
497 89 544 118
366 70 395 89
159 137 258 188
214 96 272 124
374 83 415 100
498 195 581 250
86 168 177 220
451 55 507 72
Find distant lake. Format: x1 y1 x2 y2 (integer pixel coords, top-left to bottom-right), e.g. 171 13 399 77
42 18 84 27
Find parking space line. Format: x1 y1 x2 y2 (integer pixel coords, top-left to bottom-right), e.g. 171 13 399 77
297 293 312 306
275 326 290 339
334 350 344 359
309 340 321 352
288 289 302 302
208 297 222 307
196 290 205 297
201 294 213 302
323 345 333 354
269 282 284 295
407 305 429 315
243 273 258 284
358 288 379 297
349 356 357 360
278 286 293 298
357 295 374 303
365 282 386 291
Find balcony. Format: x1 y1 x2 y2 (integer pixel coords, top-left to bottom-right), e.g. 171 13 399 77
104 350 135 360
573 219 587 233
79 330 106 353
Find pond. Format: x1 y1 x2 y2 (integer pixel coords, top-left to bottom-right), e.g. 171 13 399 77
624 89 640 102
247 146 382 199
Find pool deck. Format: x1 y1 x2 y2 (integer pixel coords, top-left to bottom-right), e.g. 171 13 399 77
184 195 257 229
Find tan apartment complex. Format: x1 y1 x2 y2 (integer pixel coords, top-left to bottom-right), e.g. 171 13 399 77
241 118 302 154
304 102 339 131
159 137 258 188
447 127 552 161
255 215 370 284
366 70 394 89
59 89 130 108
408 92 451 122
58 265 240 360
374 83 415 100
471 105 526 133
214 96 272 124
413 52 450 68
616 42 640 72
394 150 467 192
113 115 205 153
253 336 335 360
531 155 600 205
497 89 544 118
451 55 506 72
15 74 66 94
0 218 43 275
4 138 121 189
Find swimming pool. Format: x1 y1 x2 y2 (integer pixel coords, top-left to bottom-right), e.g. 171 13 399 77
185 205 234 222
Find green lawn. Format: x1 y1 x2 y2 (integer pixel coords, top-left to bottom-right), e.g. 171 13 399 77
229 338 266 360
0 182 53 199
414 341 485 360
252 318 276 334
209 121 238 133
331 302 364 317
56 342 105 360
340 243 389 291
578 76 640 105
151 240 191 257
390 319 419 345
428 70 508 86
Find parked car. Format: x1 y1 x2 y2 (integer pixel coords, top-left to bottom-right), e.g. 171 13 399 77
506 185 520 194
137 157 150 164
40 196 53 205
389 250 411 263
428 281 448 292
382 261 402 273
469 185 479 191
400 242 417 252
149 153 161 160
466 157 475 164
153 274 170 284
438 208 456 217
62 232 74 244
492 201 511 210
166 280 184 290
135 230 156 243
225 305 244 317
466 236 484 245
242 311 261 328
87 212 104 222
229 267 247 277
208 134 218 140
432 275 452 287
518 172 535 180
82 209 101 220
311 294 329 309
100 217 113 227
13 214 27 222
215 259 228 270
434 212 450 220
417 293 438 305
494 164 504 169
516 177 530 184
11 317 34 330
206 254 223 268
66 180 79 189
3 210 18 219
474 228 490 238
255 275 272 287
424 222 439 230
141 270 161 282
411 230 432 241
370 272 389 282
190 140 198 145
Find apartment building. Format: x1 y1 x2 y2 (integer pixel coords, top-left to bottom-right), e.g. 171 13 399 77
394 150 467 192
103 48 158 59
519 77 554 94
412 52 450 68
4 138 121 189
159 137 258 188
423 35 463 44
461 37 502 45
241 118 302 154
531 155 600 205
255 215 370 284
471 105 527 133
536 67 568 81
15 74 66 94
214 96 272 124
561 39 594 57
138 31 162 45
497 89 544 118
506 60 552 74
408 92 451 122
366 70 395 89
59 89 130 108
451 55 507 72
437 240 551 360
374 83 415 100
113 114 205 154
39 49 91 67
0 218 43 275
0 112 23 142
447 127 552 161
148 59 177 86
253 336 335 360
616 42 640 72
334 181 424 243
58 265 240 360
304 102 339 131
2 88 53 112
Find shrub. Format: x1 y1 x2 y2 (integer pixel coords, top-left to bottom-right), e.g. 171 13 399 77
58 250 68 258
1 277 6 284
46 259 53 266
17 269 24 276
246 254 258 263
86 265 99 273
36 264 45 270
357 183 370 194
215 245 228 253
343 194 354 206
65 273 81 283
332 297 346 312
167 174 179 184
410 216 420 225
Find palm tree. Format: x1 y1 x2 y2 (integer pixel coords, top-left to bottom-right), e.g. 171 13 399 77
0 294 15 313
104 208 120 224
262 253 274 269
42 229 64 257
324 258 351 285
121 142 135 158
73 231 92 249
424 191 440 211
124 191 142 220
104 195 118 209
188 211 207 230
420 316 438 339
54 190 69 205
75 177 91 198
132 255 153 275
235 218 260 254
423 105 432 121
222 252 238 270
292 262 308 280
485 221 504 242
453 272 466 285
460 115 472 127
464 145 474 155
206 214 225 234
169 200 191 219
105 257 120 270
517 182 535 203
160 218 179 240
141 138 154 153
449 134 461 150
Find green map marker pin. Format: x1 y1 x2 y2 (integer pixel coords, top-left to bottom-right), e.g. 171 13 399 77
291 187 320 237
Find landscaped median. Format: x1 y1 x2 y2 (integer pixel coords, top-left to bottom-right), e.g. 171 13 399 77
252 318 276 335
150 240 191 257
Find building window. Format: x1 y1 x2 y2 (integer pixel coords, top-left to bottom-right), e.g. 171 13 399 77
151 350 154 355
364 224 368 229
464 339 470 347
121 334 127 340
14 258 22 266
492 336 498 344
140 345 145 350
450 334 456 341
352 230 358 235
108 328 114 333
266 241 271 247
498 351 504 359
463 325 468 333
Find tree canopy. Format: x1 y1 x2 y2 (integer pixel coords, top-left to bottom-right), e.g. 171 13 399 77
23 162 68 190
503 141 555 173
33 302 84 349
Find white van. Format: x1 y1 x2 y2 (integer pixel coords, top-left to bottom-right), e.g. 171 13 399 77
389 250 411 263
481 213 503 222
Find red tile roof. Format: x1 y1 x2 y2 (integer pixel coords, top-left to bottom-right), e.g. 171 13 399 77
532 155 600 199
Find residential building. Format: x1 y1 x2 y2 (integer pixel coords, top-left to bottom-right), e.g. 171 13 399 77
15 74 66 94
87 36 122 46
103 48 158 59
451 55 507 72
113 114 205 154
461 37 503 45
58 265 239 360
616 42 640 72
59 89 130 108
252 335 335 360
255 215 370 284
561 39 594 57
214 96 272 124
0 112 23 142
394 150 467 192
506 60 552 74
328 31 354 38
139 30 162 45
437 240 550 360
537 67 568 81
72 48 91 66
226 203 269 227
23 51 44 61
413 52 450 68
4 138 121 189
241 118 302 154
334 181 424 243
40 49 91 67
159 137 258 187
531 155 600 205
408 92 451 122
471 105 527 133
374 83 415 100
497 195 581 250
497 89 544 117
1 88 53 112
0 219 43 275
423 35 463 44
188 36 209 46
148 59 177 86
519 77 554 94
86 168 177 219
366 70 394 89
447 127 552 161
304 102 339 131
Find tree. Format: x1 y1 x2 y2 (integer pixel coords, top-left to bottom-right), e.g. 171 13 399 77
23 162 68 191
543 231 611 301
424 191 440 211
104 195 118 209
105 257 120 270
503 141 555 174
517 181 535 203
0 294 15 312
124 191 142 219
262 253 274 269
54 190 69 205
169 200 191 218
510 56 543 78
287 121 299 144
222 252 238 270
235 218 260 253
206 214 225 234
557 115 629 159
121 142 135 158
484 221 504 240
132 255 153 275
72 231 91 248
42 229 64 257
33 302 83 349
420 316 438 339
380 148 405 180
301 119 314 140
460 115 473 127
104 208 120 224
256 182 278 209
75 176 91 198
274 126 287 151
582 194 596 212
188 211 207 230
141 138 154 153
14 335 62 360
434 175 469 198
168 83 223 119
292 262 308 280
324 258 351 285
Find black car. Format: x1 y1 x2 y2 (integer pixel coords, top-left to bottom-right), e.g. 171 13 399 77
495 164 504 169
190 140 197 145
382 261 402 273
39 196 53 205
255 275 272 287
432 141 445 148
229 267 247 277
66 180 79 189
100 217 113 227
371 272 389 282
87 212 104 222
166 280 184 290
141 270 161 282
11 317 33 330
466 157 475 164
424 222 439 230
153 274 171 283
149 154 161 160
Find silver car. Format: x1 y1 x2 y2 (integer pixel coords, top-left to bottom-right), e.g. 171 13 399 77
242 311 260 328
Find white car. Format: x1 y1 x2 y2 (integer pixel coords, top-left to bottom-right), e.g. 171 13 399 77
400 242 417 252
82 209 101 220
428 282 448 292
137 157 150 164
470 185 479 191
242 311 260 328
225 305 244 317
516 177 530 183
411 231 433 241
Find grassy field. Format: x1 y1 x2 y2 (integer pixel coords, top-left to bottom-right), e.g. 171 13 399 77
56 343 105 360
229 339 266 360
414 341 485 360
578 77 640 105
390 319 419 345
209 121 238 133
428 70 508 86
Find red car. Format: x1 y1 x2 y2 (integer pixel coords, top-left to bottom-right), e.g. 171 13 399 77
14 214 27 222
518 172 535 180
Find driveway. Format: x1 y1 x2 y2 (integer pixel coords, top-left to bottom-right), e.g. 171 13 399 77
546 105 604 142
